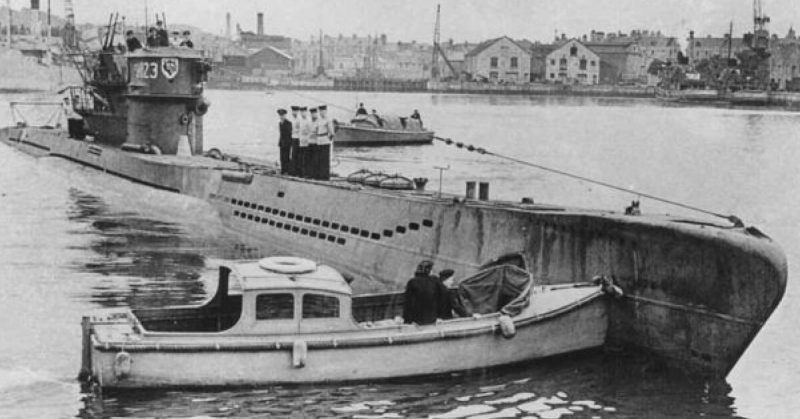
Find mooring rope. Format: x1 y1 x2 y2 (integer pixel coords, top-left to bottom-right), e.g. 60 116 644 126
432 135 742 226
270 90 742 226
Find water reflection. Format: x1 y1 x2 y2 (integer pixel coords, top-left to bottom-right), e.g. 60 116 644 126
78 351 735 418
66 188 210 308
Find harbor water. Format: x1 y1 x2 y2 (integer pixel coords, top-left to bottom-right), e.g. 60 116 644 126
0 90 798 418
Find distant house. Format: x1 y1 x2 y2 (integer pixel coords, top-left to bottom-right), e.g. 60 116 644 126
686 35 747 63
583 42 644 83
545 39 600 85
247 45 292 77
465 36 531 83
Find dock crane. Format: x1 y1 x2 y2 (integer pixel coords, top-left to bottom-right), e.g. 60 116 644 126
430 4 458 81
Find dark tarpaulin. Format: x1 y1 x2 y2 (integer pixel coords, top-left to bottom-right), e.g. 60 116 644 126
451 265 533 317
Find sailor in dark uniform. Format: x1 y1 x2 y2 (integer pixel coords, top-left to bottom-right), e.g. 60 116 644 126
179 30 194 48
277 108 292 174
146 27 159 47
402 260 453 325
125 30 142 53
289 106 301 176
156 21 170 47
355 102 367 116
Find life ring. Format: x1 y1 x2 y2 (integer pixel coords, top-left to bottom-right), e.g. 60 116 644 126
259 256 317 274
113 351 132 379
178 113 190 125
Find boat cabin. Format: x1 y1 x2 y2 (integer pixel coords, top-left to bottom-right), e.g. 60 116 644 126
133 257 358 335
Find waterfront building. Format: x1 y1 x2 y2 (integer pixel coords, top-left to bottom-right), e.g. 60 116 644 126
583 42 644 84
464 36 532 83
769 29 800 91
291 34 429 79
686 33 747 64
246 45 293 78
544 39 599 85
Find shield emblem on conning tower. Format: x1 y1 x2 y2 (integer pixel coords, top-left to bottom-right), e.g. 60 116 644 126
161 58 179 79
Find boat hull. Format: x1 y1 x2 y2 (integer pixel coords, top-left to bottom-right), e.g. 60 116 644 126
89 292 607 388
0 126 788 376
334 125 434 146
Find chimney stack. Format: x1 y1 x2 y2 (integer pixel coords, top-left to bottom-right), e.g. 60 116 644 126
257 12 264 36
226 13 231 39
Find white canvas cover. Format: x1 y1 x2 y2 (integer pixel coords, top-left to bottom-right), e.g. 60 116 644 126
451 265 533 317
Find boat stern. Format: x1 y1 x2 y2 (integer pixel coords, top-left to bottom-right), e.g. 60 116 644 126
79 308 142 387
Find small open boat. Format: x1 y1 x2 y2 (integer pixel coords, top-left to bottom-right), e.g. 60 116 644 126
334 114 434 146
80 257 608 389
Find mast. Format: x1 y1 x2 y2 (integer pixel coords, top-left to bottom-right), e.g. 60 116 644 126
431 4 441 79
6 0 11 48
727 21 733 61
46 0 50 46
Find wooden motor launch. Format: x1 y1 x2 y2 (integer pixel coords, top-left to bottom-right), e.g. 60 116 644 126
80 257 609 388
0 40 787 377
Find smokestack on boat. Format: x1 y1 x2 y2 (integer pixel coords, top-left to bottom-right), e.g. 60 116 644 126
226 13 231 39
257 13 264 36
125 49 211 155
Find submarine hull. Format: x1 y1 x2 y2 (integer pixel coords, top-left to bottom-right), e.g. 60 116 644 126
0 126 787 376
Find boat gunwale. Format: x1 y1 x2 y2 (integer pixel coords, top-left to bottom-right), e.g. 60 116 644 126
91 287 606 353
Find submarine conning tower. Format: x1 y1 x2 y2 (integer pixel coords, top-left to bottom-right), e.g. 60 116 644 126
126 47 212 155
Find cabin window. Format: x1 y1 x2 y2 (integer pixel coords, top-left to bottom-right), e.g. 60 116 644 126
302 294 340 318
256 293 295 319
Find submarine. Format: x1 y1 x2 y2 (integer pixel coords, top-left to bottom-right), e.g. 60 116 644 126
0 46 787 377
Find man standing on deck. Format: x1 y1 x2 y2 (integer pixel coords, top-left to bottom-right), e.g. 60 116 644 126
308 108 321 179
316 105 334 180
277 109 292 174
403 260 452 325
297 107 312 178
289 106 301 176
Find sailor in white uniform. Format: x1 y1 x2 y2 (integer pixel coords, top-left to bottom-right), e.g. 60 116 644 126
317 105 334 180
297 106 312 178
289 106 301 176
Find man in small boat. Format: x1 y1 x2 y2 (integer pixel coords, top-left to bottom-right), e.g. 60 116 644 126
355 103 368 116
316 105 334 180
371 109 384 127
403 260 453 325
277 108 292 174
410 109 423 129
125 30 142 53
289 106 301 176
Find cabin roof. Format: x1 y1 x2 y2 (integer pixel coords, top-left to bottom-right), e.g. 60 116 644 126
229 260 352 295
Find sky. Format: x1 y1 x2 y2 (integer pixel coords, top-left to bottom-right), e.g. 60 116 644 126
9 0 800 44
